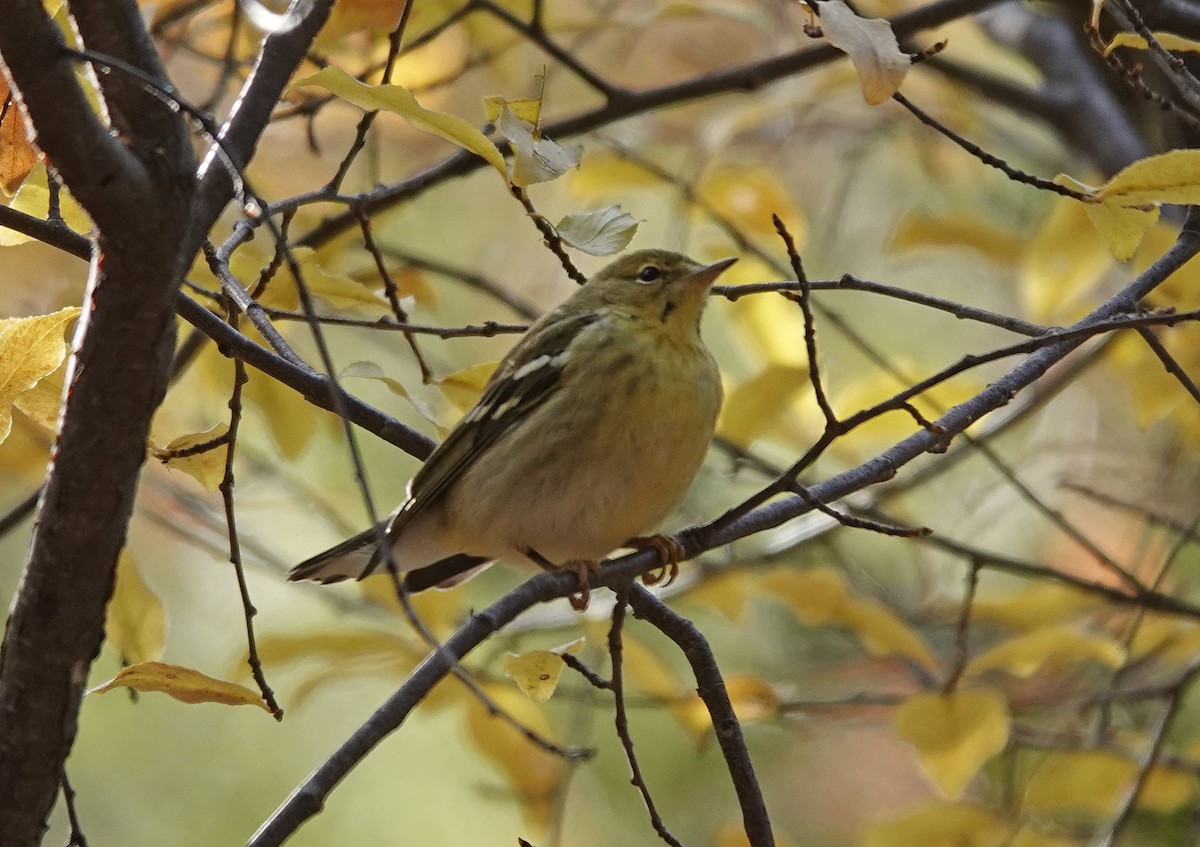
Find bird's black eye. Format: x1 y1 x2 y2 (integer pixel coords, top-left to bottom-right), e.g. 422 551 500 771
636 266 662 283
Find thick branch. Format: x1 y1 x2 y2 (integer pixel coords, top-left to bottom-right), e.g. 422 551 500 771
0 79 196 847
0 2 333 843
0 0 151 230
67 0 190 156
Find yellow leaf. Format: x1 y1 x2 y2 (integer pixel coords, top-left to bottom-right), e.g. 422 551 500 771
243 363 324 460
972 583 1102 631
712 821 798 847
890 211 1025 265
761 567 939 671
502 637 585 702
248 626 459 710
1019 198 1111 322
359 574 467 641
1129 614 1200 663
1083 200 1158 263
1052 174 1158 262
622 633 687 701
1106 30 1200 54
0 167 91 245
894 688 1011 799
293 67 506 175
866 801 1009 847
316 0 406 43
466 683 564 825
1010 829 1075 847
673 674 778 739
684 569 750 622
106 550 166 665
149 423 230 492
1100 149 1200 207
13 360 65 431
483 94 541 125
818 0 911 105
1025 749 1195 817
0 307 80 443
436 360 499 413
342 360 444 430
826 365 979 456
251 629 416 668
570 151 660 197
0 76 39 194
89 661 270 712
697 166 805 240
723 259 809 369
965 624 1125 679
717 363 808 447
1135 223 1200 307
256 246 392 318
386 266 439 309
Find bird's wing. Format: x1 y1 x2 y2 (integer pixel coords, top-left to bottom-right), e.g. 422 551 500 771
385 308 605 540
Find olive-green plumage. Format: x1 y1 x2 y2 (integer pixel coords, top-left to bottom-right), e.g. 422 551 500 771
289 249 735 590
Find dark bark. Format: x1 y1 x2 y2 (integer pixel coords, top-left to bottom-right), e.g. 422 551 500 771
0 0 332 841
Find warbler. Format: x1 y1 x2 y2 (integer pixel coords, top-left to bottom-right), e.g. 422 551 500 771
288 249 735 606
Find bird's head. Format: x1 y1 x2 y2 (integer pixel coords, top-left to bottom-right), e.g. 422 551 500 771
577 249 737 333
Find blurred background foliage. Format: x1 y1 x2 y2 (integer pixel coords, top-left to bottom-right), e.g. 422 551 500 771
4 0 1200 845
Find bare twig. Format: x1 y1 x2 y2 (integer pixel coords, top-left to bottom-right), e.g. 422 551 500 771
217 315 284 720
942 562 980 693
510 184 586 285
774 216 836 427
58 767 88 847
608 588 685 847
627 587 774 847
892 91 1088 199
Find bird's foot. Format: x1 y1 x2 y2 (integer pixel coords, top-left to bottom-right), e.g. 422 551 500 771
625 535 686 587
563 559 602 611
529 548 601 611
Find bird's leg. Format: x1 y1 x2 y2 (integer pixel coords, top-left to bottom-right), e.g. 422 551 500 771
624 534 686 587
527 549 599 611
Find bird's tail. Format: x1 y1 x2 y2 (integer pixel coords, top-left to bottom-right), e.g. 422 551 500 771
288 526 492 589
287 525 382 584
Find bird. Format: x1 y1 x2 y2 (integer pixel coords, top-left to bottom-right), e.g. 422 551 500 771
288 249 736 608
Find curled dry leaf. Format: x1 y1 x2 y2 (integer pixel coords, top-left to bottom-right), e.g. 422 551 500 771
816 0 910 105
0 77 38 195
497 107 582 187
554 206 639 256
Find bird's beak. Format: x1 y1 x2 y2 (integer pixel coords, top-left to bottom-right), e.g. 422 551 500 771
683 256 737 287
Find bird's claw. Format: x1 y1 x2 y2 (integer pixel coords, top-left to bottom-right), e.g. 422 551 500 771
626 535 686 587
565 559 602 611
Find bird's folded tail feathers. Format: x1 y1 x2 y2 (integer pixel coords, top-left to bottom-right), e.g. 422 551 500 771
289 528 493 590
287 525 381 584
